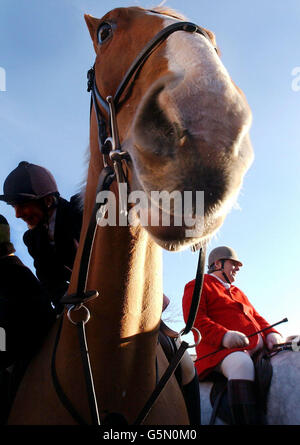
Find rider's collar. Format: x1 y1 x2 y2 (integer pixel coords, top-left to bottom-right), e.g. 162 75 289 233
210 273 231 289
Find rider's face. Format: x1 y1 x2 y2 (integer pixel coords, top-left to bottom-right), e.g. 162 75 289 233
13 201 45 229
223 259 241 283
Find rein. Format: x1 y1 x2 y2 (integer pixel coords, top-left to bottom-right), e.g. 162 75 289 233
267 335 300 357
51 19 215 426
193 318 289 364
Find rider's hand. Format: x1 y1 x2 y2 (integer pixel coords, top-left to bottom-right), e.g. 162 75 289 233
222 330 250 349
266 332 283 350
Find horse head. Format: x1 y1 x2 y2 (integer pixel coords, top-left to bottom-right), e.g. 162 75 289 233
84 6 253 251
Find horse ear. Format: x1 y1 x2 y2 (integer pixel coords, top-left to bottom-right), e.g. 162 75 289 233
84 14 99 45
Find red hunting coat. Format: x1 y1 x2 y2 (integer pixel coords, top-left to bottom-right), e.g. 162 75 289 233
182 274 279 380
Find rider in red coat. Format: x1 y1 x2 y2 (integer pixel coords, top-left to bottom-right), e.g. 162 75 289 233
182 246 283 425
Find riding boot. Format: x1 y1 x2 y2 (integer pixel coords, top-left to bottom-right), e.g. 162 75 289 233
227 379 261 425
182 370 201 425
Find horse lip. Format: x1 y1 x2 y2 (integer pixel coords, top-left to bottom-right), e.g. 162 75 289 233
139 201 226 252
147 218 221 252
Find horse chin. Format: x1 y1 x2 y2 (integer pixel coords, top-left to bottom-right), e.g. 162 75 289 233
137 207 226 252
145 226 216 252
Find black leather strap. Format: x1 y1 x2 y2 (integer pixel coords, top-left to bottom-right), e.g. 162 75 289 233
76 166 115 299
182 246 206 335
51 167 115 424
77 321 100 425
133 341 189 425
132 248 206 425
51 317 88 425
114 22 215 107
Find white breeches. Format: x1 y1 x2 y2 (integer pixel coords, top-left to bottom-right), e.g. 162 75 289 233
219 351 255 381
217 333 264 381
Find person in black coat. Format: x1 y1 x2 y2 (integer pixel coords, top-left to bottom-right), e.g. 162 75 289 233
0 214 55 365
22 194 82 308
0 215 56 422
0 161 83 312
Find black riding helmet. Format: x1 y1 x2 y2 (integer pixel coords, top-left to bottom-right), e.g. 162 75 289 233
0 161 59 205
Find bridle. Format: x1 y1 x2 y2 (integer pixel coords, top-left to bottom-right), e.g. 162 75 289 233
87 21 217 183
52 18 216 426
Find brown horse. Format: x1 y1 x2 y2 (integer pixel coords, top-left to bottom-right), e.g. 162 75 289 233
8 6 253 425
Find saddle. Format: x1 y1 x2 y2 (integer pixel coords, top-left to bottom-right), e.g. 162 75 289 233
158 320 182 386
208 349 273 425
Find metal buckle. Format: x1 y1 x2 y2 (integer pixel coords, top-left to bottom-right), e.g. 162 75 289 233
61 289 99 306
179 327 201 348
67 304 91 326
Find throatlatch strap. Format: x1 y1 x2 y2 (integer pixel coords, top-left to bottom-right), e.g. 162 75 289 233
76 166 115 298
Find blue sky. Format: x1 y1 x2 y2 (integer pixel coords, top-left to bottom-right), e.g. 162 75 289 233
0 0 299 344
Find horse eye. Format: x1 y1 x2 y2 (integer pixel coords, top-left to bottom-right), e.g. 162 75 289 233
97 23 112 44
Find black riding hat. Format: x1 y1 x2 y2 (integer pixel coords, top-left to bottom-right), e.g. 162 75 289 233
0 161 59 205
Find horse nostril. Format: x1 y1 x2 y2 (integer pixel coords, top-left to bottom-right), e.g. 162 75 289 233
173 123 190 146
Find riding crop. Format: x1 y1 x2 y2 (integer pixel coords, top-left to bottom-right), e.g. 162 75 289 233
194 317 288 363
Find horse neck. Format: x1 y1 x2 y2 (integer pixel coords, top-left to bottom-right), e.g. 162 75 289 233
69 146 163 343
64 155 164 421
86 223 163 341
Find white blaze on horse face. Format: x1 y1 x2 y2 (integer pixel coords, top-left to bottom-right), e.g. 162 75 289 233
161 18 252 152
